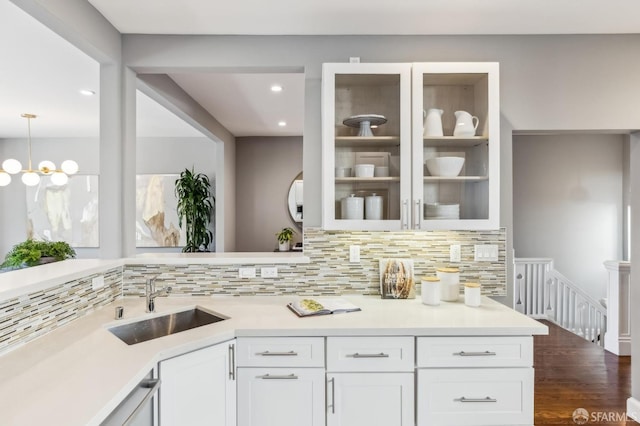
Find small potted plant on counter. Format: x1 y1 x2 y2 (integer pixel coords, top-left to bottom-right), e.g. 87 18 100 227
276 227 295 252
1 239 76 271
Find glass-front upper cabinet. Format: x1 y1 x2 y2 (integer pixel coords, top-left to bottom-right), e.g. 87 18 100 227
411 62 500 230
322 63 412 230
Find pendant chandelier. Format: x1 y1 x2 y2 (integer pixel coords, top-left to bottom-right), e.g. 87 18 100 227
0 113 78 187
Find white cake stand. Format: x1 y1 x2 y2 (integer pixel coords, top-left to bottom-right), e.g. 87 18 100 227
343 114 387 137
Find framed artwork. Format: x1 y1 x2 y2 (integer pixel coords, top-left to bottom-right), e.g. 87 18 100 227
379 258 415 299
25 175 99 247
135 174 186 247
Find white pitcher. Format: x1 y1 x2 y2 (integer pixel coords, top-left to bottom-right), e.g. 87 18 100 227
453 110 479 137
423 108 444 137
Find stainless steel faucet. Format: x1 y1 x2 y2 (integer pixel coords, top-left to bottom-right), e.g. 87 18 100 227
145 276 172 313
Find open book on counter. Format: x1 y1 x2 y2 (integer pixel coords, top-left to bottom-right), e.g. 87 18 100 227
287 298 361 317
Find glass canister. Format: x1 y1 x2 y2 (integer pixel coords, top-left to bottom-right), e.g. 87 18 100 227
436 267 460 302
421 276 440 306
464 282 481 307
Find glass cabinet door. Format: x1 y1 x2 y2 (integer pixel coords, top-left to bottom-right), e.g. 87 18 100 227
322 63 412 230
411 62 500 230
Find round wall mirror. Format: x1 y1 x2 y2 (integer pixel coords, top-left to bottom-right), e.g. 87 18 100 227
287 172 303 230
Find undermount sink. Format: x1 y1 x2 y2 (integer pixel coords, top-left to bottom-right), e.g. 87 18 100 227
109 307 227 345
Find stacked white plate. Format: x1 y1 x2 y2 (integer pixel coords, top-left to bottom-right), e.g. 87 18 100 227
425 203 459 220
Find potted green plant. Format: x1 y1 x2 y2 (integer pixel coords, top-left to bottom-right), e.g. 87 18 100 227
1 239 76 270
276 227 295 252
175 167 214 252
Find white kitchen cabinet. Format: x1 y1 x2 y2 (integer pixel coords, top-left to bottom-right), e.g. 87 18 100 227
322 63 413 230
327 372 414 426
322 62 500 230
158 339 236 426
416 336 534 426
326 336 415 426
236 337 326 426
412 62 500 230
237 367 325 426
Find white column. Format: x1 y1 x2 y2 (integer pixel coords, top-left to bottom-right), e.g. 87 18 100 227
604 260 631 356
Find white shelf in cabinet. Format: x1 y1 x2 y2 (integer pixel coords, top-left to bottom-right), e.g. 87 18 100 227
423 136 488 147
335 136 401 147
336 177 400 184
423 176 488 183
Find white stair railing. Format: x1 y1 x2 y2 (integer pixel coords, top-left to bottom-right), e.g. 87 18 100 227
514 258 607 347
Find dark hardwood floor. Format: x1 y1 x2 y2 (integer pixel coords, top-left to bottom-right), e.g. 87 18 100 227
535 320 637 425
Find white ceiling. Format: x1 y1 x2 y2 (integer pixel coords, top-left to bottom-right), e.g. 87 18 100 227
89 0 640 36
3 0 640 141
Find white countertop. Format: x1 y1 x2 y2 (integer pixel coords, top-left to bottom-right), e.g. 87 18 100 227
0 295 547 426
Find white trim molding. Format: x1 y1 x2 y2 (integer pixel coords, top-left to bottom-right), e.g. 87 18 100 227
627 397 640 422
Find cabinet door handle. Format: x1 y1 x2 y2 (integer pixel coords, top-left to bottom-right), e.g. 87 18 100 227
414 199 422 229
228 343 235 380
402 199 409 229
328 377 336 414
350 352 389 358
258 373 298 380
455 396 497 403
453 350 497 357
256 350 298 356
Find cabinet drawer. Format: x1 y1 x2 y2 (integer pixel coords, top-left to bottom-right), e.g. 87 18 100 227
236 337 324 367
327 336 414 372
417 336 532 368
417 368 534 426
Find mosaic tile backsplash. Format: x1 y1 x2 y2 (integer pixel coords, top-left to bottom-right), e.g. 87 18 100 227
123 227 506 297
0 267 122 355
0 228 505 354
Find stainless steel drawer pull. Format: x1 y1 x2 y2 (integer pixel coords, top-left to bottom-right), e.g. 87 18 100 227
259 374 298 380
453 350 497 357
455 396 497 403
256 350 298 356
350 352 390 358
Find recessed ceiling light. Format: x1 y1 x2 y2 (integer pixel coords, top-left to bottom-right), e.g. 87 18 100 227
271 85 283 93
278 121 287 127
79 89 96 96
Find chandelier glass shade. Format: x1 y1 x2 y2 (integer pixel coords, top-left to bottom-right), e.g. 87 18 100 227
0 113 78 187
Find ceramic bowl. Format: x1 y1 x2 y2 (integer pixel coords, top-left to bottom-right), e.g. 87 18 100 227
354 164 375 178
425 157 465 177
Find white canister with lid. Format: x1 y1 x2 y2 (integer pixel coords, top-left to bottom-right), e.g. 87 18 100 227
464 282 481 307
341 194 364 220
421 276 441 306
365 193 383 220
436 267 460 301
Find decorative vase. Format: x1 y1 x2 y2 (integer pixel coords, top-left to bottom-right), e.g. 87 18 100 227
278 241 290 252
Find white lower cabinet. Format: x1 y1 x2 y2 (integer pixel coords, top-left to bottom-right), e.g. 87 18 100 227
237 367 325 426
158 339 236 426
417 368 534 426
416 336 535 426
236 337 326 426
327 372 414 426
326 336 415 426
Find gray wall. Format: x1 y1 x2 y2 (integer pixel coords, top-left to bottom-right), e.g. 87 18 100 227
513 134 625 300
235 136 303 251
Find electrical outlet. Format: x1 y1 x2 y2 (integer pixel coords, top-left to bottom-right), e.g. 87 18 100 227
238 267 256 278
474 245 499 262
91 275 105 290
261 267 278 278
450 244 461 262
349 245 360 263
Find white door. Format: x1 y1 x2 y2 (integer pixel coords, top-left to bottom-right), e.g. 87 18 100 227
237 367 325 426
327 372 414 426
159 340 236 426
